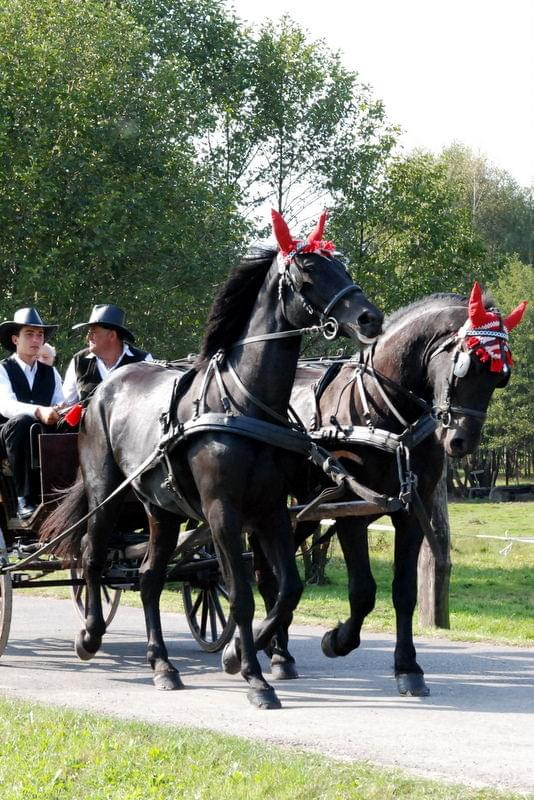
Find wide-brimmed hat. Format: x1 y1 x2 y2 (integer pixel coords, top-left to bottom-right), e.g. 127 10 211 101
72 304 135 343
0 307 58 352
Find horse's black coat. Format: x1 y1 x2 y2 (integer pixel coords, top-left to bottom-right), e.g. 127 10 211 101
40 244 382 708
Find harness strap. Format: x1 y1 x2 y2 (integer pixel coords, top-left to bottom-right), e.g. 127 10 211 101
226 357 292 427
311 412 438 454
366 352 410 429
233 324 327 347
323 283 362 316
180 413 400 513
212 356 231 414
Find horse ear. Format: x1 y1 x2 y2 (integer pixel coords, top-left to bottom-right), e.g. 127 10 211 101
504 300 528 331
271 209 295 254
468 281 488 326
307 209 328 244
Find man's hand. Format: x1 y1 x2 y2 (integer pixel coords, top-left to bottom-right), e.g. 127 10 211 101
35 404 64 425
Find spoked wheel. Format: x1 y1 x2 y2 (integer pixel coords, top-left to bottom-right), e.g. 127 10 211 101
69 568 122 627
0 530 13 657
181 544 236 653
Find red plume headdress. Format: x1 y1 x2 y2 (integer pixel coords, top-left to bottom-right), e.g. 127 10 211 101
271 209 336 265
460 282 527 372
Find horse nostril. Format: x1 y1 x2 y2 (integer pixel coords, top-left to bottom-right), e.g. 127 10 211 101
449 436 467 455
358 310 383 336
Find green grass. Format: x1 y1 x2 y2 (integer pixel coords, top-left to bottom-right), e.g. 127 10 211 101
0 698 530 800
15 502 534 646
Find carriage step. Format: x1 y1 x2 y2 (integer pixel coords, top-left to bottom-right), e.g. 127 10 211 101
290 500 387 521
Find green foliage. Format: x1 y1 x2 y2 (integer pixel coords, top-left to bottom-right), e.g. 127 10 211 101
440 144 534 266
202 15 397 230
0 0 247 363
329 152 489 312
482 259 534 450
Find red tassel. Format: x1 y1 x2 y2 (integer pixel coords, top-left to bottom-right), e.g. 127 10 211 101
64 403 83 427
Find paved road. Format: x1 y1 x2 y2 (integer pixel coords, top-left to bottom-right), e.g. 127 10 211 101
1 596 533 794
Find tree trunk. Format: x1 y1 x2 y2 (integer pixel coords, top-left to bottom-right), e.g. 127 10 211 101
417 463 452 628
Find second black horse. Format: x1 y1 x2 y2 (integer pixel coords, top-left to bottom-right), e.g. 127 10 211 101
252 283 527 695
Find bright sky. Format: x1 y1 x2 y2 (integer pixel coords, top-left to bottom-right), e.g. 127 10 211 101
230 0 534 188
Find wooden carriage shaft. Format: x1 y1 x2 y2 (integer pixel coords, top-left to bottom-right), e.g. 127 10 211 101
289 500 385 522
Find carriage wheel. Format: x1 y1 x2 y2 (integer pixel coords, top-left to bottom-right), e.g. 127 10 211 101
0 530 13 657
69 568 122 627
181 545 236 653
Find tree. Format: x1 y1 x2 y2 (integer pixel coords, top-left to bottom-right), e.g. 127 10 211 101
200 16 397 232
329 152 489 312
480 258 534 472
0 0 247 362
440 144 534 267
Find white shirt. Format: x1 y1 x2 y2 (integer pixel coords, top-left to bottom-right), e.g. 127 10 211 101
62 344 154 405
0 355 65 420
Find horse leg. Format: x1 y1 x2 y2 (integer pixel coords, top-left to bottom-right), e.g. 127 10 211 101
224 509 303 693
321 516 377 658
221 507 303 708
391 511 429 696
251 518 318 679
249 532 298 681
138 506 183 690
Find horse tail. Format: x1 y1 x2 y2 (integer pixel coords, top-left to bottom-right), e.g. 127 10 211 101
38 473 88 558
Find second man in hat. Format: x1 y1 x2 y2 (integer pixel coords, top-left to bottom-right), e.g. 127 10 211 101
63 304 153 405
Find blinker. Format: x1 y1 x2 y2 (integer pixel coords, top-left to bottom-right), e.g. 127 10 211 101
453 350 471 378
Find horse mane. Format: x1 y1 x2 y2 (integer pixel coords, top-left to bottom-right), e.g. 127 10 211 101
196 246 276 365
384 289 497 337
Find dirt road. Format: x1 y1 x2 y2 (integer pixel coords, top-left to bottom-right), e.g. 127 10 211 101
1 596 533 794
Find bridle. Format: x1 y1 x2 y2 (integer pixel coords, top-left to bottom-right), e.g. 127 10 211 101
429 315 510 428
276 248 367 342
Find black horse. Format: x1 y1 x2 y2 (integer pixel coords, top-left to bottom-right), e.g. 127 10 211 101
40 211 382 709
253 283 527 695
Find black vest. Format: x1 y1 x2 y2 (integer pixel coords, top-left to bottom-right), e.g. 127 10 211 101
73 345 149 401
0 358 55 424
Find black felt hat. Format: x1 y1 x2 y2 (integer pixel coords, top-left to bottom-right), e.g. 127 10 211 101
72 304 135 343
0 307 58 352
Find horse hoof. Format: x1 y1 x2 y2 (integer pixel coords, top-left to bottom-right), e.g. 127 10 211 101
221 639 241 675
321 629 339 659
271 661 299 680
153 670 184 691
396 672 430 697
74 631 97 661
247 686 282 709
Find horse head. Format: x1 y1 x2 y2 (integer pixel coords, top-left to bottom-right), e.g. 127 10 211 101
429 282 527 457
271 210 383 345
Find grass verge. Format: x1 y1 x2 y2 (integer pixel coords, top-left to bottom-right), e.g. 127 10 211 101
0 698 530 800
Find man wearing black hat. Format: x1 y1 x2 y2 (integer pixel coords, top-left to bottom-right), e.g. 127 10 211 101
63 304 153 405
0 308 65 520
